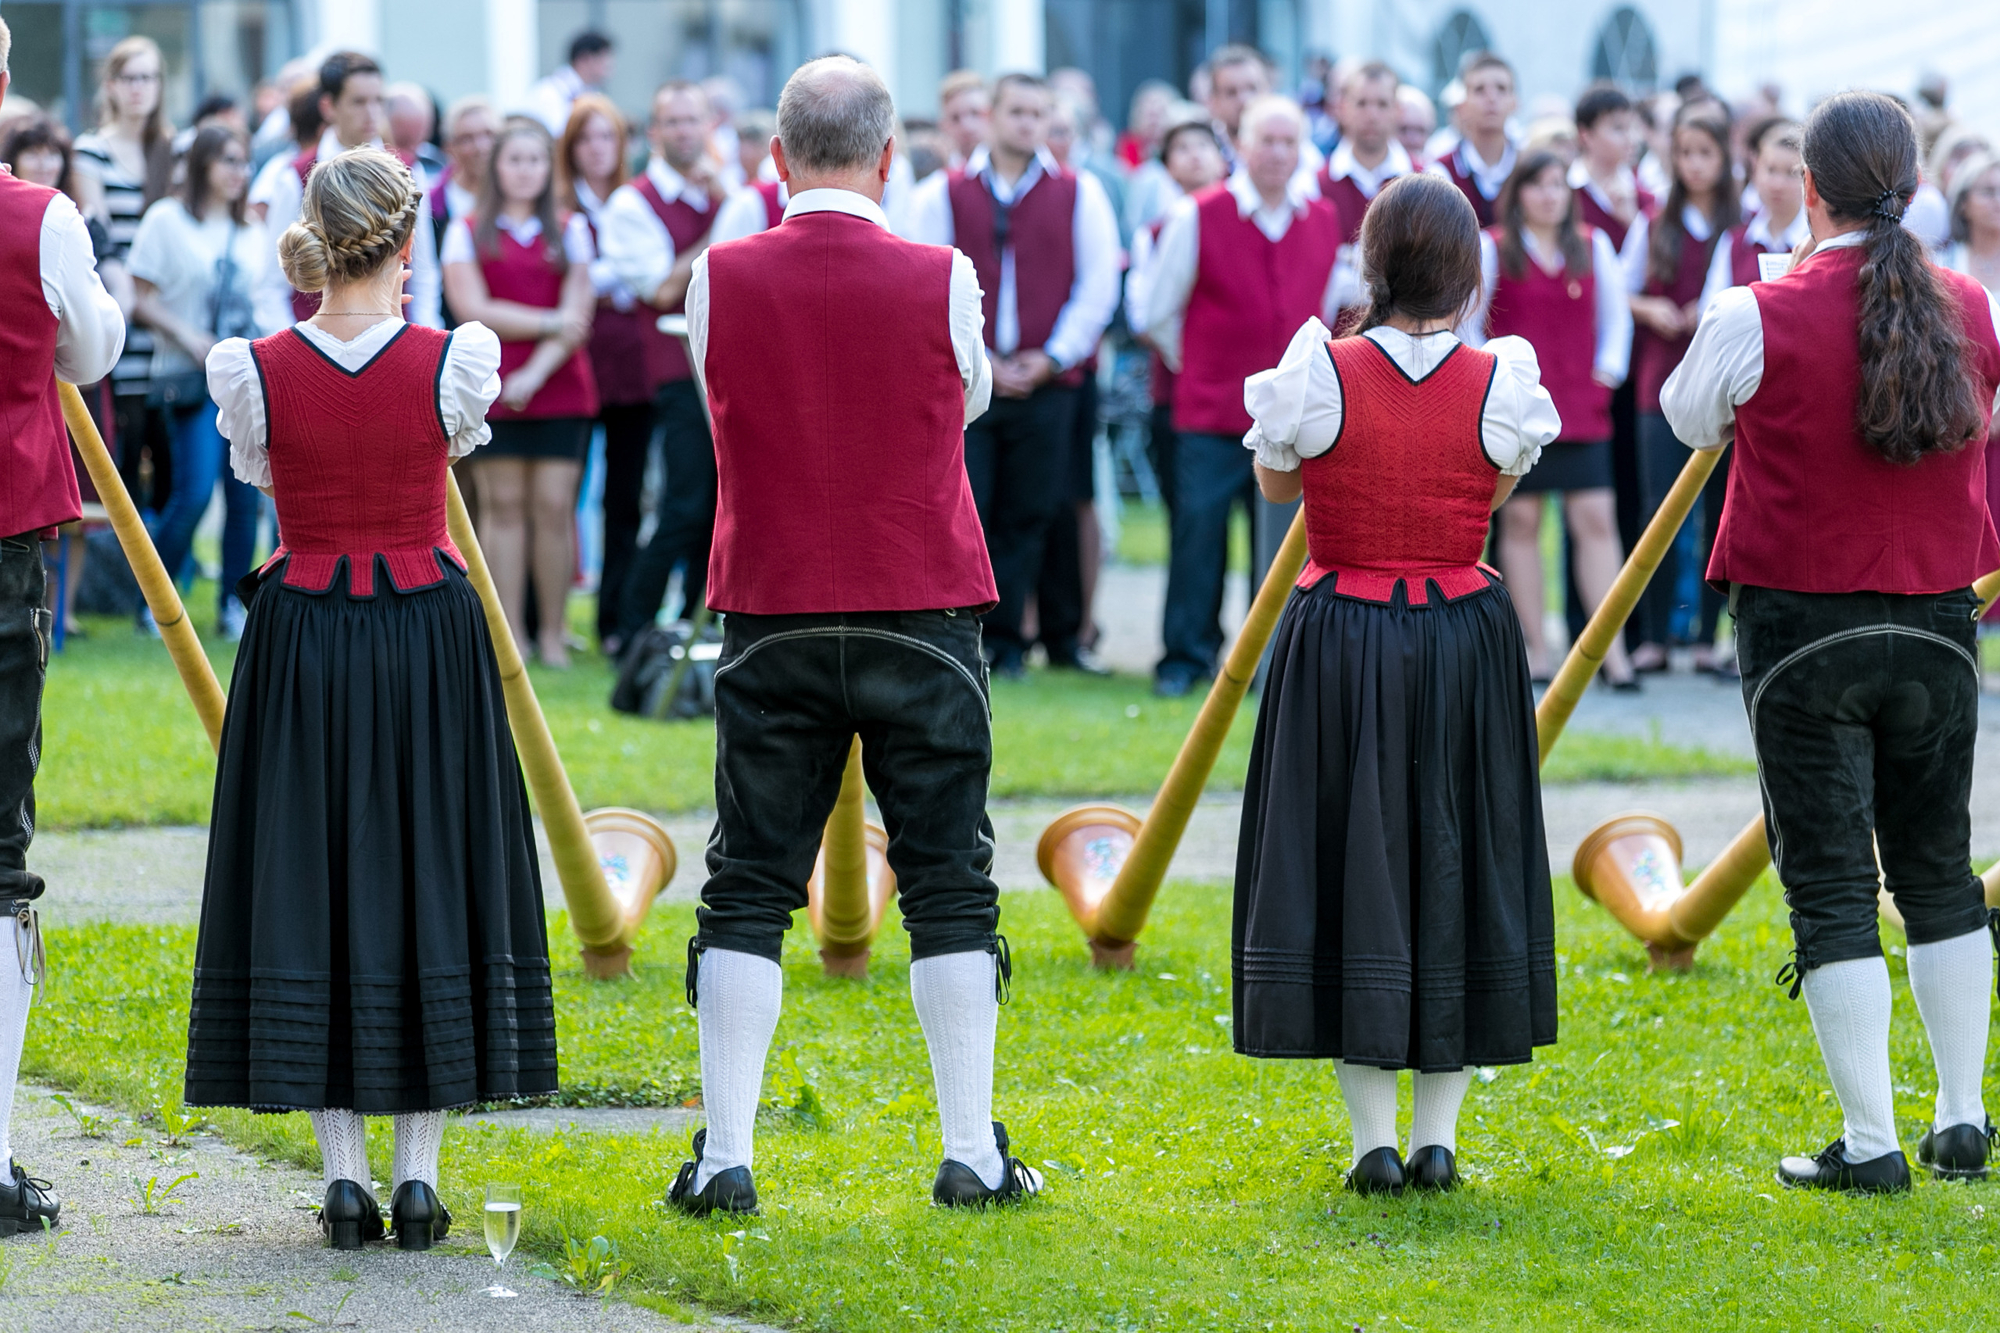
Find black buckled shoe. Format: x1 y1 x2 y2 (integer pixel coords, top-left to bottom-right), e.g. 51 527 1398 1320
0 1160 59 1235
1917 1121 1996 1181
1405 1145 1460 1192
1345 1146 1406 1196
388 1180 452 1250
1777 1138 1911 1194
667 1128 759 1217
932 1121 1043 1207
318 1178 385 1250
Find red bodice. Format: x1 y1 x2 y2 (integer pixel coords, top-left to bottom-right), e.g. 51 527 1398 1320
470 215 599 420
1485 226 1611 443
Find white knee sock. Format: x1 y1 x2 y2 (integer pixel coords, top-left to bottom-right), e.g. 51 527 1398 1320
0 919 36 1167
308 1108 371 1192
1906 927 1993 1132
911 950 1005 1189
393 1111 447 1190
1410 1069 1473 1155
1333 1060 1401 1167
693 948 784 1192
1801 955 1901 1161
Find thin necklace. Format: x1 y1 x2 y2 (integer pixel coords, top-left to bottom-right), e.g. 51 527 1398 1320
316 311 397 317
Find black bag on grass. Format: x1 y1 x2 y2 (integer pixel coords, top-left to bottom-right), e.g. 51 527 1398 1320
610 619 720 719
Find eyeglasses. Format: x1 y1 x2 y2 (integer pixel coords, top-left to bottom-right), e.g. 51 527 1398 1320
114 71 162 87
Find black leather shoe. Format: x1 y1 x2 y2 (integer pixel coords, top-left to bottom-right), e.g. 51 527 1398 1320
1917 1121 1996 1180
1777 1138 1911 1193
932 1121 1043 1207
388 1180 452 1250
0 1160 59 1235
318 1178 384 1250
1405 1145 1460 1191
1345 1146 1406 1195
667 1128 758 1216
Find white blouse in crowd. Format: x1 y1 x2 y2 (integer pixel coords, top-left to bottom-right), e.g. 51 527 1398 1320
1467 228 1633 387
1243 318 1560 477
1660 231 2000 451
205 317 504 489
439 211 596 270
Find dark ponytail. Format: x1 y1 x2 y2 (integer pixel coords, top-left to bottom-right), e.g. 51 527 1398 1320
1803 91 1984 465
1354 173 1482 334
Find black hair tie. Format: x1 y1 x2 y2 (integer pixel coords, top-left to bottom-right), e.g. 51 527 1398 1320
1871 188 1906 221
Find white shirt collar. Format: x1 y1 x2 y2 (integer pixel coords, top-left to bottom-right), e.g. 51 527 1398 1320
1458 137 1517 192
1329 139 1412 196
317 127 380 159
781 187 889 231
1226 168 1309 221
574 179 606 215
963 145 1063 196
1745 208 1810 252
1362 325 1463 380
647 157 711 213
551 65 586 96
1681 203 1713 243
1811 230 1870 255
493 212 545 242
1567 159 1638 209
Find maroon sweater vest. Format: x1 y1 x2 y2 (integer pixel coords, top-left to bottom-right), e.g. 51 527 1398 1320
1723 216 1790 289
0 172 80 538
1633 211 1716 413
754 180 785 229
471 216 598 420
1485 226 1611 443
290 146 419 323
1300 338 1500 603
632 174 713 388
946 166 1083 385
701 210 997 615
1709 246 2000 594
580 210 652 407
1313 167 1368 245
1574 181 1654 253
249 324 466 596
1177 186 1342 436
1441 145 1501 227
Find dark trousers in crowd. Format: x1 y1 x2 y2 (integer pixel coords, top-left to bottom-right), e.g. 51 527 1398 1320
1694 448 1733 647
1633 413 1692 647
695 607 1000 964
0 534 49 902
617 381 715 645
1609 378 1644 651
1033 376 1098 664
1158 430 1256 682
594 400 657 646
1147 402 1179 520
1736 583 1988 972
964 383 1079 670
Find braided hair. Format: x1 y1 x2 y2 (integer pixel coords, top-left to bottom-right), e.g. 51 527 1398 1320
277 147 422 294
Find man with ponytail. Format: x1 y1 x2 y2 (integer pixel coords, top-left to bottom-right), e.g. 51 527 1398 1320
1664 90 2000 1194
0 14 126 1234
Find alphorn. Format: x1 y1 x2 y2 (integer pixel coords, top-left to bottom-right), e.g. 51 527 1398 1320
1037 510 1309 968
60 382 228 751
1575 565 2000 969
444 473 676 978
805 737 899 977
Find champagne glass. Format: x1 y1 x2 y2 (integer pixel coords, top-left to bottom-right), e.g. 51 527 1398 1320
484 1183 523 1270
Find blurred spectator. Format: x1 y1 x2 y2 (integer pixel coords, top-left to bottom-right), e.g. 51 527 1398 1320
1319 61 1413 316
1395 84 1436 163
250 59 316 171
1523 116 1577 162
703 76 747 189
432 95 498 315
904 121 949 181
939 69 989 168
1634 93 1677 199
1205 44 1321 189
1943 148 2000 584
1125 99 1210 234
1907 123 1991 254
386 82 445 188
1117 79 1176 169
734 107 776 183
1428 52 1518 226
1049 92 1125 241
247 79 323 225
1298 52 1338 153
529 30 615 136
126 125 265 640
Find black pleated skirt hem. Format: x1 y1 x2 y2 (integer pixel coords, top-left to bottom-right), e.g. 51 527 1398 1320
183 560 559 1113
1231 574 1558 1071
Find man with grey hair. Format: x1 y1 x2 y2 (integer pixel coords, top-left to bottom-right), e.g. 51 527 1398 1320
666 54 1042 1216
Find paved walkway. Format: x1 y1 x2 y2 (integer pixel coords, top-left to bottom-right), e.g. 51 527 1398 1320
0 1086 774 1332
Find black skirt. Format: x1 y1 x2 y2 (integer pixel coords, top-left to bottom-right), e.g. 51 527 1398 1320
481 416 591 460
1516 439 1613 493
184 557 558 1113
1232 574 1557 1070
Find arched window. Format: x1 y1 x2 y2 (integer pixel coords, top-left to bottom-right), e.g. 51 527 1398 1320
1591 6 1659 90
1432 10 1494 94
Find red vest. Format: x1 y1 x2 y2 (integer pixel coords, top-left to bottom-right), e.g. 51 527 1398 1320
946 165 1084 383
1300 337 1500 603
290 145 419 323
1485 226 1612 443
1313 167 1372 246
701 210 996 615
1633 209 1716 413
631 173 714 387
1176 186 1342 436
1140 216 1175 407
580 209 652 407
470 215 599 420
1441 145 1501 227
0 173 80 538
250 323 466 596
1724 216 1793 289
1574 180 1654 253
1709 246 2000 594
755 180 785 229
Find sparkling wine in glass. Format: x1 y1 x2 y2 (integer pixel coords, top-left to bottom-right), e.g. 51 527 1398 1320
484 1183 523 1269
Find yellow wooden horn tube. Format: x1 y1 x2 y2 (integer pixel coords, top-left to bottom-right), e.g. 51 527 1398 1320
60 381 228 752
444 472 672 978
806 737 898 978
1536 446 1723 763
1072 509 1309 967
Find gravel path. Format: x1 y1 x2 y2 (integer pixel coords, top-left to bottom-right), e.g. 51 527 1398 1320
0 1086 775 1332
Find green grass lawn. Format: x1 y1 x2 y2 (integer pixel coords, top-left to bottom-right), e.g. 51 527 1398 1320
36 595 1748 831
28 876 1998 1331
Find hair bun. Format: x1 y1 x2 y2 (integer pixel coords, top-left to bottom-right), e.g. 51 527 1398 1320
277 221 333 294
